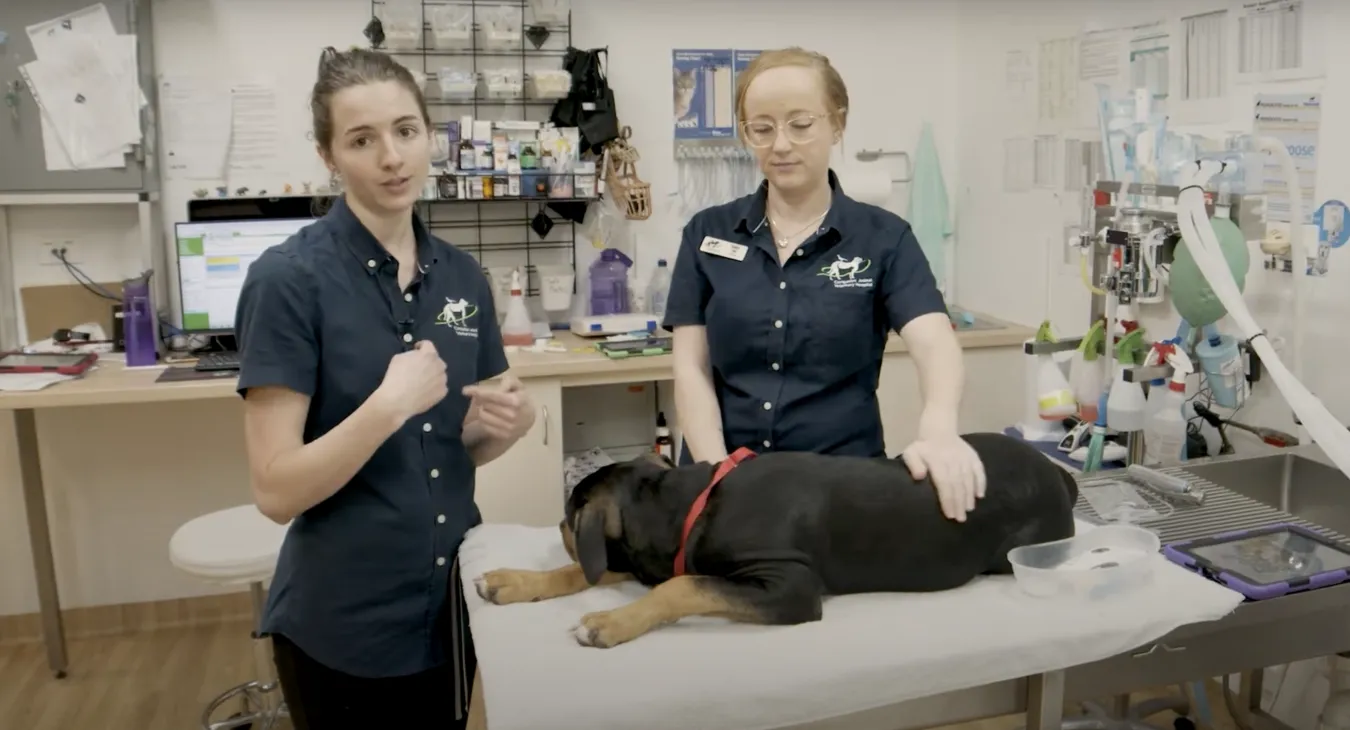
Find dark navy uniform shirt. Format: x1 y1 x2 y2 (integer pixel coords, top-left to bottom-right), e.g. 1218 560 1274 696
234 196 508 679
662 170 947 462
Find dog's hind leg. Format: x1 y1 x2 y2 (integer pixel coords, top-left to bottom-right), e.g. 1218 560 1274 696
573 564 823 648
475 564 631 605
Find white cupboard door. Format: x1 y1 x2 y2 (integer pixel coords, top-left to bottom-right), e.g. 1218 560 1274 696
474 377 565 527
877 354 923 457
876 345 1024 457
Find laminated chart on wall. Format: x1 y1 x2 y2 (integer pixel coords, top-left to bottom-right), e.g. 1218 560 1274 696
672 49 735 139
159 76 233 181
1002 138 1035 193
1237 0 1308 79
1253 93 1321 224
1037 36 1079 124
1127 21 1170 103
1078 29 1122 82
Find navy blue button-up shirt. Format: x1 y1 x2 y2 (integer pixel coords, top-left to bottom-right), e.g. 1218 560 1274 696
234 196 508 678
662 170 946 462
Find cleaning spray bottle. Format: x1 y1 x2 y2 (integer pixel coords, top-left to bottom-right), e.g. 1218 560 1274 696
501 268 535 347
1033 321 1077 421
1141 340 1174 425
1106 329 1147 432
1143 350 1193 465
1069 320 1107 422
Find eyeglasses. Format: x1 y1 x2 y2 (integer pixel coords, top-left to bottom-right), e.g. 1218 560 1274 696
739 110 843 148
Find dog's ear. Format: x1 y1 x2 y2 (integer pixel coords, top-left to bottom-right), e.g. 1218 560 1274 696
573 502 611 585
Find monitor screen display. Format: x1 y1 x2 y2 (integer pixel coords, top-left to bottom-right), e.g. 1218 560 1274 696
175 218 316 332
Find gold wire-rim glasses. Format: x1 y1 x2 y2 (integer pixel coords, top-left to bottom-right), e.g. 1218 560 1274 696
738 107 847 148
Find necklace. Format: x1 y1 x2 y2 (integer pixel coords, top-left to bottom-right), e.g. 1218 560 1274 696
768 208 830 249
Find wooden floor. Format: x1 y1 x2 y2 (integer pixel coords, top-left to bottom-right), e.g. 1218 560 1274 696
0 621 1241 730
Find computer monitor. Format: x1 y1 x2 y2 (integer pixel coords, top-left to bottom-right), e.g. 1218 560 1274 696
175 218 316 334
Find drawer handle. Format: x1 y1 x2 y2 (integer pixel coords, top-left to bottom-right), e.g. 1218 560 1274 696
1132 643 1186 658
541 405 549 446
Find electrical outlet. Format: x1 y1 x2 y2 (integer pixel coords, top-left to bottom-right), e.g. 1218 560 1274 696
41 240 80 266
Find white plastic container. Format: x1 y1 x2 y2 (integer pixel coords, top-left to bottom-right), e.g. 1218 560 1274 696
479 7 523 51
483 69 523 100
536 265 575 312
436 70 478 101
528 0 570 24
380 3 423 50
1008 525 1160 599
429 6 473 50
529 69 572 100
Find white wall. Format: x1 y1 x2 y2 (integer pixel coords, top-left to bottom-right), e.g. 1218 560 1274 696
956 4 1344 723
0 0 962 616
955 0 1350 437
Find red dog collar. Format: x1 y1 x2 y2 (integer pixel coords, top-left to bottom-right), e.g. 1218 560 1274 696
673 447 757 577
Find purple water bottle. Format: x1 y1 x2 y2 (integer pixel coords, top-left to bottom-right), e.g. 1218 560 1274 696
122 273 159 367
588 249 633 316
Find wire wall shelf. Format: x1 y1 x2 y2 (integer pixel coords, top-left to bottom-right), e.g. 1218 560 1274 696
370 0 585 303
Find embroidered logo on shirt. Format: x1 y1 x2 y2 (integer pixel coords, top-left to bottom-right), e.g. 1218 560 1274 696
817 255 874 289
436 297 480 337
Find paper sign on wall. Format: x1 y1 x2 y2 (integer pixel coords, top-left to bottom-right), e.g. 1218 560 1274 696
672 49 735 139
1253 93 1321 224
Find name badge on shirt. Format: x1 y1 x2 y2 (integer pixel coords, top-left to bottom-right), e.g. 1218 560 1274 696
699 236 748 261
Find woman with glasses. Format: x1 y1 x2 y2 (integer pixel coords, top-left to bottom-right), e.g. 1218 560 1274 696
661 47 986 523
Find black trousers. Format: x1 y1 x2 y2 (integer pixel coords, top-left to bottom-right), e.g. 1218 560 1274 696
270 563 478 730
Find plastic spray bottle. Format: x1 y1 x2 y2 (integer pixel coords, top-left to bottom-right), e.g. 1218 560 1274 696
1069 320 1107 422
1141 341 1174 425
501 268 535 346
1143 351 1193 465
1033 321 1077 420
1106 329 1147 432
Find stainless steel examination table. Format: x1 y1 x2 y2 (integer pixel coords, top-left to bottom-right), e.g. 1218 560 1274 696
801 445 1350 730
1059 445 1350 730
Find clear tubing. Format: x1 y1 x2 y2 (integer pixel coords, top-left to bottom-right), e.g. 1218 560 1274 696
1174 159 1350 477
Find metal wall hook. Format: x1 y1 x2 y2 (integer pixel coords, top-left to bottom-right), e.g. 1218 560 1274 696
855 149 913 184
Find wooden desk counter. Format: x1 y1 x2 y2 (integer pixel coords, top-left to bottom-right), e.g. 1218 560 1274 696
0 316 1034 411
0 311 1031 679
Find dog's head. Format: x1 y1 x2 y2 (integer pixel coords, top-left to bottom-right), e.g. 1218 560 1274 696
560 452 674 585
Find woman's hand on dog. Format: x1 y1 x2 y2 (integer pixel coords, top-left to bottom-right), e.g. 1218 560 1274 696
901 435 988 522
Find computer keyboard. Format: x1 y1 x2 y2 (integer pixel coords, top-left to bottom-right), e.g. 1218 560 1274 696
194 351 241 372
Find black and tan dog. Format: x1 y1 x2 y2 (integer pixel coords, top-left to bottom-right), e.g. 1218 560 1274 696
474 432 1078 649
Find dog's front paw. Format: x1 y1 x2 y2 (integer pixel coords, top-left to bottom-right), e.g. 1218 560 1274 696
572 609 645 649
474 569 550 605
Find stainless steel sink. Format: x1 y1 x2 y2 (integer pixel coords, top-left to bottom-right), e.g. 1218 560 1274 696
1181 453 1350 535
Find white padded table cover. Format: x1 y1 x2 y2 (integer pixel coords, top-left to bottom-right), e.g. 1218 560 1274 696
169 505 288 584
459 521 1243 730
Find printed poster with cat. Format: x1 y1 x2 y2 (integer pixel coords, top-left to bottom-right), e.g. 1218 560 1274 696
672 49 736 140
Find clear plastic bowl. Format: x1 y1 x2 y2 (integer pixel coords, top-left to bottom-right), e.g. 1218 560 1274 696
1007 524 1160 600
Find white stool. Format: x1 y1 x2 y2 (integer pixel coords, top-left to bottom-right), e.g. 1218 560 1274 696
170 505 290 730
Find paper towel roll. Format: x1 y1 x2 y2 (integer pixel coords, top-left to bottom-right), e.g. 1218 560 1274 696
835 164 894 206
